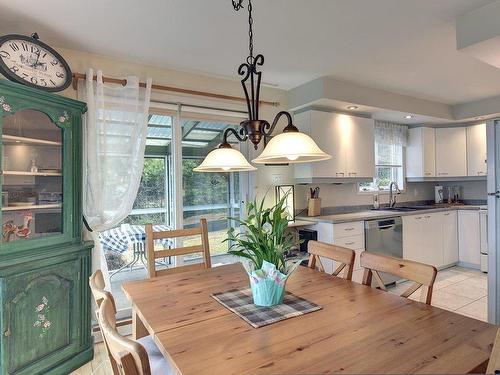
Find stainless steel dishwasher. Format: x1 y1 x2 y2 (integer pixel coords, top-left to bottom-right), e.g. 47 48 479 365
364 217 403 285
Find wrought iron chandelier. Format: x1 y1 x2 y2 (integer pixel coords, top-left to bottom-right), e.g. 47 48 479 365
194 0 330 172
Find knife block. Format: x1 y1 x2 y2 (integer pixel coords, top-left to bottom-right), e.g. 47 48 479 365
308 198 321 216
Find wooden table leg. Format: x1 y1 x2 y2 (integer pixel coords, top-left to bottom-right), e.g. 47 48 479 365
132 309 148 339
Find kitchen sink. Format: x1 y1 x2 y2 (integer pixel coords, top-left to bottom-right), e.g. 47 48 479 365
387 205 437 212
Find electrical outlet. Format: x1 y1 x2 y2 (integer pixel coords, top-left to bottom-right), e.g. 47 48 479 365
271 174 284 185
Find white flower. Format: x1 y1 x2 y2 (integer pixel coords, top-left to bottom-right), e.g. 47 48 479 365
43 321 51 328
36 304 45 312
38 314 45 322
41 297 48 304
33 321 41 327
262 222 273 234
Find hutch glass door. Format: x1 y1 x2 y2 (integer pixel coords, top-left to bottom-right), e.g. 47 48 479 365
2 109 63 243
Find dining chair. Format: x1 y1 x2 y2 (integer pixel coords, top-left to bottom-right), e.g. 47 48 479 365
145 218 211 278
487 328 500 374
360 251 437 305
98 292 174 375
89 270 120 374
307 240 356 281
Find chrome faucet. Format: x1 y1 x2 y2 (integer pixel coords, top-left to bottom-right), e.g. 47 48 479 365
389 182 401 208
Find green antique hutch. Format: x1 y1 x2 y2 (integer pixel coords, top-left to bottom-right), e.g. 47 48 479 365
0 80 93 375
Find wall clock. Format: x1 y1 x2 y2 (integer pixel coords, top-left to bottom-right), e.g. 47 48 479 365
0 33 72 92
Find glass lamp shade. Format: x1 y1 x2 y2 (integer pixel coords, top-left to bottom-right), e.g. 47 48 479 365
193 146 257 172
252 131 331 164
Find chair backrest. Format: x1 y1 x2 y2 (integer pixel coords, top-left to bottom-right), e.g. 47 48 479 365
145 218 211 278
360 251 437 305
89 269 116 313
307 240 356 281
487 328 500 374
89 270 120 374
99 293 151 375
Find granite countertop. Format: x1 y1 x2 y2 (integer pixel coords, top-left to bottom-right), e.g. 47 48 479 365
296 205 486 224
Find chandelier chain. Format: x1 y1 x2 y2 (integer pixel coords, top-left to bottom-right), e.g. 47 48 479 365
248 0 254 63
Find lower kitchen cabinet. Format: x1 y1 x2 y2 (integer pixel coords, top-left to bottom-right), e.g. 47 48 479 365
442 211 459 265
0 244 93 375
458 210 481 267
403 211 459 268
304 221 365 281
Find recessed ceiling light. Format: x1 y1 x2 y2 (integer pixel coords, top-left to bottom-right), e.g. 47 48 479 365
404 115 413 119
347 106 359 110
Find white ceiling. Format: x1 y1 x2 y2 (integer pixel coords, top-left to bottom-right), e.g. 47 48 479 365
0 0 500 106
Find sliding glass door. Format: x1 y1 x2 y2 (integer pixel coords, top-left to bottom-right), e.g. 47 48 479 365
181 119 245 266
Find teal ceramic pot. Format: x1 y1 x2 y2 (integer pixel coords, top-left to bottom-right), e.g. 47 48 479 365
250 277 286 307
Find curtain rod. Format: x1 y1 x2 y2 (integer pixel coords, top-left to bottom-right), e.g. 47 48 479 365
71 72 280 107
151 99 248 115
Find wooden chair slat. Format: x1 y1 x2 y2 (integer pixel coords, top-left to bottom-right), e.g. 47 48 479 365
360 251 437 305
371 270 388 291
307 241 355 281
400 282 422 299
154 245 204 258
152 226 201 239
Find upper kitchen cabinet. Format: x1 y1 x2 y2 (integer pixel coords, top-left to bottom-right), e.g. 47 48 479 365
466 123 487 176
294 110 375 182
435 127 467 177
406 127 435 178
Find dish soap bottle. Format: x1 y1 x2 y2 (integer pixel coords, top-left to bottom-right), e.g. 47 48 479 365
373 194 380 210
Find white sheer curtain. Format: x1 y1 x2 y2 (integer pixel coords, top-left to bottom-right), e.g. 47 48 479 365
78 69 152 280
375 120 408 146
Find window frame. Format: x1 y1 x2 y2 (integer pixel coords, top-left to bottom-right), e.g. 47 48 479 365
358 143 406 195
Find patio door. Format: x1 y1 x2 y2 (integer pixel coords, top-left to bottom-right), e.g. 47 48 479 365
181 118 249 266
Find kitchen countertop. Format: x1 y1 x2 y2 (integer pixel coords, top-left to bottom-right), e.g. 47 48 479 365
296 205 486 224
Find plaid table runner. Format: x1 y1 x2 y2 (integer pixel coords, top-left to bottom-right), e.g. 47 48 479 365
211 288 322 328
99 224 174 254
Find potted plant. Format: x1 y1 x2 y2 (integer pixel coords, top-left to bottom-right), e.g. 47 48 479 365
225 195 303 307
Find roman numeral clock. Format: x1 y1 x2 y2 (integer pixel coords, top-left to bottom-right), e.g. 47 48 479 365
0 33 72 92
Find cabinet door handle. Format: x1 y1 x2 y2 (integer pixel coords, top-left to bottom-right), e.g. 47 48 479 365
344 241 355 245
349 172 357 177
336 172 345 177
438 172 448 176
415 216 422 220
425 172 431 176
345 227 355 231
424 215 431 219
444 212 450 216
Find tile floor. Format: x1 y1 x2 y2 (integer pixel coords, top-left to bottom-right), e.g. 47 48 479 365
388 265 488 322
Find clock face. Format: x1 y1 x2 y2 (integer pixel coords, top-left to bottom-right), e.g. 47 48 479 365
0 35 71 92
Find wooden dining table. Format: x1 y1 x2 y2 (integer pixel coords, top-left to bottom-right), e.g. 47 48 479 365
122 263 497 374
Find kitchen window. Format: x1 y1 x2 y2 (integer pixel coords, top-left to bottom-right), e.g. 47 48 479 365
359 121 407 193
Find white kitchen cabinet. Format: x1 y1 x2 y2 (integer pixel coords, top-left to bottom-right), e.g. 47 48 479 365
442 211 458 265
406 127 435 178
435 127 467 177
304 221 365 279
403 213 443 267
294 110 374 179
458 210 481 266
466 123 487 176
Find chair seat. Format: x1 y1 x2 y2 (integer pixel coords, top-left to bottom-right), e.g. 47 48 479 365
137 336 175 375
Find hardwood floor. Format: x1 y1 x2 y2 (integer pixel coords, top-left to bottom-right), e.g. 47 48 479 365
70 342 111 375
